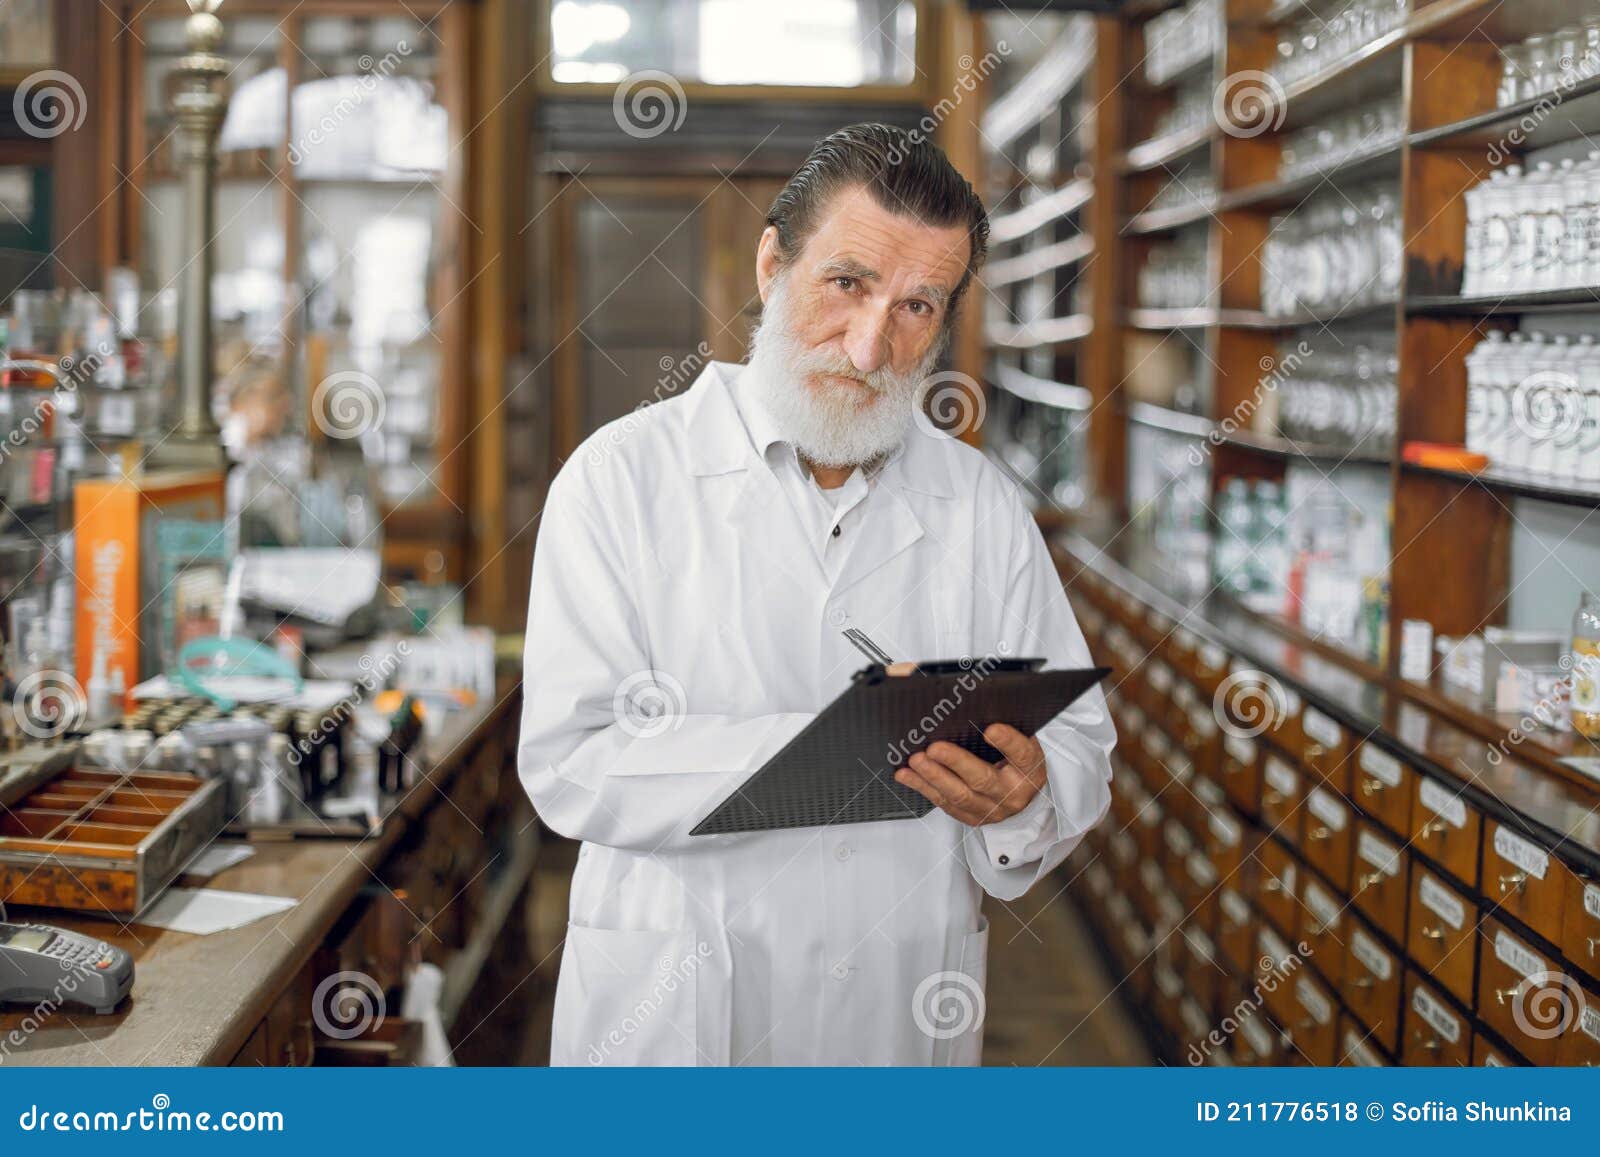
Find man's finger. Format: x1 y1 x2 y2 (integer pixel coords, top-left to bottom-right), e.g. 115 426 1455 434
923 742 1004 797
909 752 986 812
985 724 1047 783
894 766 944 807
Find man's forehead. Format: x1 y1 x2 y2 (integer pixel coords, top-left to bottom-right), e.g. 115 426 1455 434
803 186 970 288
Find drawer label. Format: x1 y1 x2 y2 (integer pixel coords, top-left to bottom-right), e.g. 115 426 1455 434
1491 826 1550 881
1239 1013 1273 1058
1483 1051 1506 1067
1584 882 1600 921
1264 757 1300 797
1187 851 1217 888
1419 779 1468 828
1148 610 1174 635
1303 708 1342 749
1224 735 1257 765
1144 730 1170 760
1419 874 1466 930
1350 929 1394 981
1582 1004 1600 1044
1257 927 1292 967
1201 642 1227 670
1158 891 1184 928
1112 830 1138 863
1186 928 1216 963
1188 707 1218 739
1493 929 1546 980
1155 964 1182 998
1220 888 1250 925
1280 686 1303 717
1140 861 1164 893
1302 881 1340 931
1359 745 1404 787
1209 810 1242 848
1296 977 1333 1025
1357 829 1401 877
1138 800 1163 827
1307 787 1349 831
1343 1029 1383 1067
1174 627 1198 652
1164 819 1193 858
1411 985 1462 1044
1168 754 1195 783
1179 998 1209 1038
1149 662 1172 692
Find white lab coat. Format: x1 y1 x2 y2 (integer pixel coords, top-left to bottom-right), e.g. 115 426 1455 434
518 361 1115 1066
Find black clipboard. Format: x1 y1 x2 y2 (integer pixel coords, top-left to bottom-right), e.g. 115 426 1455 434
689 659 1111 836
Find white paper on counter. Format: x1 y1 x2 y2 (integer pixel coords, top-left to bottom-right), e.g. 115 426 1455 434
179 844 257 880
135 888 297 935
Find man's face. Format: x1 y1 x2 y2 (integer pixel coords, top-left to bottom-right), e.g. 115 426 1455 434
747 185 972 468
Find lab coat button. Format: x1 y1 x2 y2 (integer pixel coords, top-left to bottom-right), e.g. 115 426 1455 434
828 609 849 627
831 524 841 538
834 844 851 862
830 963 849 981
998 854 1011 866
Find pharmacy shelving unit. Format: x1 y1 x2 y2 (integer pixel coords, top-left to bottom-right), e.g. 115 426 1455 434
977 0 1600 1069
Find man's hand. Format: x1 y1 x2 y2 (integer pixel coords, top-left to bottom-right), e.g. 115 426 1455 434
894 724 1048 827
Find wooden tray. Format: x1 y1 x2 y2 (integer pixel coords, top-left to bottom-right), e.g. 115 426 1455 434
0 750 227 918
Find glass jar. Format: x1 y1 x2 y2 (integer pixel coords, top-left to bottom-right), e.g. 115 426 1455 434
1573 591 1600 738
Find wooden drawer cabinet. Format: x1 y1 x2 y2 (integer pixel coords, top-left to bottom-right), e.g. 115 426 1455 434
1561 877 1600 980
1297 876 1346 987
1180 697 1221 783
1192 638 1231 699
1260 753 1304 842
1219 734 1261 816
1407 867 1478 1004
1266 680 1305 754
1353 743 1411 835
1299 706 1350 794
1484 820 1569 946
1352 823 1409 943
1285 971 1339 1065
1254 840 1300 937
1302 785 1353 890
1410 775 1482 887
1345 921 1403 1056
1404 975 1472 1066
1201 797 1247 879
1475 920 1568 1066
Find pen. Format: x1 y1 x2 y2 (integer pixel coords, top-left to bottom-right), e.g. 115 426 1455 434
842 627 895 665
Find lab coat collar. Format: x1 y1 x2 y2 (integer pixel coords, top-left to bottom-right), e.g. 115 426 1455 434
682 360 957 500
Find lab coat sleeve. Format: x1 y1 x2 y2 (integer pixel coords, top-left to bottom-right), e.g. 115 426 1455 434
963 496 1115 900
517 463 814 853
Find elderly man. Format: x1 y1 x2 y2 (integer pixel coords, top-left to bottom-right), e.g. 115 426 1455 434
519 123 1114 1066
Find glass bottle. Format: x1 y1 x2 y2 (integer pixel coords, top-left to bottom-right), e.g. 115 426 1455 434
1572 591 1600 739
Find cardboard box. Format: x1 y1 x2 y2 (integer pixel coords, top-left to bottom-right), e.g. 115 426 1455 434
73 469 225 692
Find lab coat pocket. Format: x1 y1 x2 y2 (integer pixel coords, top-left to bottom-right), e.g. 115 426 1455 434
929 916 990 1067
551 923 706 1066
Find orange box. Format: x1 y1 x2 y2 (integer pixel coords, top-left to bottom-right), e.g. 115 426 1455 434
73 469 225 691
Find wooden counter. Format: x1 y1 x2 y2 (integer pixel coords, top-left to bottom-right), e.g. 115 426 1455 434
1 682 525 1067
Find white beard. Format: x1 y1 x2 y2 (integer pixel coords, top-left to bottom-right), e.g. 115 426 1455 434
744 278 945 469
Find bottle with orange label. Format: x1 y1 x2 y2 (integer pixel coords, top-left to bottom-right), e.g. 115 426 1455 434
1572 591 1600 739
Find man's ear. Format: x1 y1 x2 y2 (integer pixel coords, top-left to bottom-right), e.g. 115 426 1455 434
755 225 782 305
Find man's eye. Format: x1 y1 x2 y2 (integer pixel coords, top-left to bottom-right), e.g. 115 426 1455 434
905 300 931 316
833 276 856 292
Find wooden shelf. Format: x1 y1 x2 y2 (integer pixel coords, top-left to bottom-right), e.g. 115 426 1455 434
1214 142 1403 214
1406 287 1600 316
987 314 1093 348
983 234 1094 288
1398 672 1600 785
1219 427 1391 467
988 177 1093 244
1411 72 1600 150
1120 124 1212 174
988 363 1091 412
983 35 1094 149
1126 401 1212 438
1401 460 1600 510
1123 198 1217 235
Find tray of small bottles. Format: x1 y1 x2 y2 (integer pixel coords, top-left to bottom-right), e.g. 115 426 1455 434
0 747 227 918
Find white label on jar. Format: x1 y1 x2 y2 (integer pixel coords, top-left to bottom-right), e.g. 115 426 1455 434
1350 929 1393 981
1307 787 1349 831
1209 810 1242 848
1303 707 1341 748
1187 851 1217 888
1201 642 1227 670
1357 829 1401 876
1296 978 1333 1025
1491 826 1550 881
1582 1004 1600 1044
1221 888 1250 925
1239 1014 1273 1058
1302 880 1340 930
1586 883 1600 921
1224 735 1256 765
1411 985 1462 1044
1493 929 1546 979
1419 778 1469 828
1149 662 1172 692
1343 1030 1383 1067
1264 757 1299 797
1359 745 1404 788
1419 874 1466 930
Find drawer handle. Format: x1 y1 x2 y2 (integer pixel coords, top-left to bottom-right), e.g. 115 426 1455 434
1495 985 1522 1006
1419 1035 1442 1054
1308 825 1331 842
1350 976 1376 990
1296 1017 1315 1033
1264 790 1285 807
1306 921 1327 936
1588 937 1598 958
1184 733 1202 752
1357 870 1384 890
1420 925 1445 942
1262 877 1284 893
1304 743 1325 761
1360 778 1384 797
1419 819 1449 840
1497 872 1528 896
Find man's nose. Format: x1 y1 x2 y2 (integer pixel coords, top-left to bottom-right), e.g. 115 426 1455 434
843 309 893 375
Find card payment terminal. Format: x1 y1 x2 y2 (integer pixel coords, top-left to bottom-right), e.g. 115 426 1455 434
0 922 134 1016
